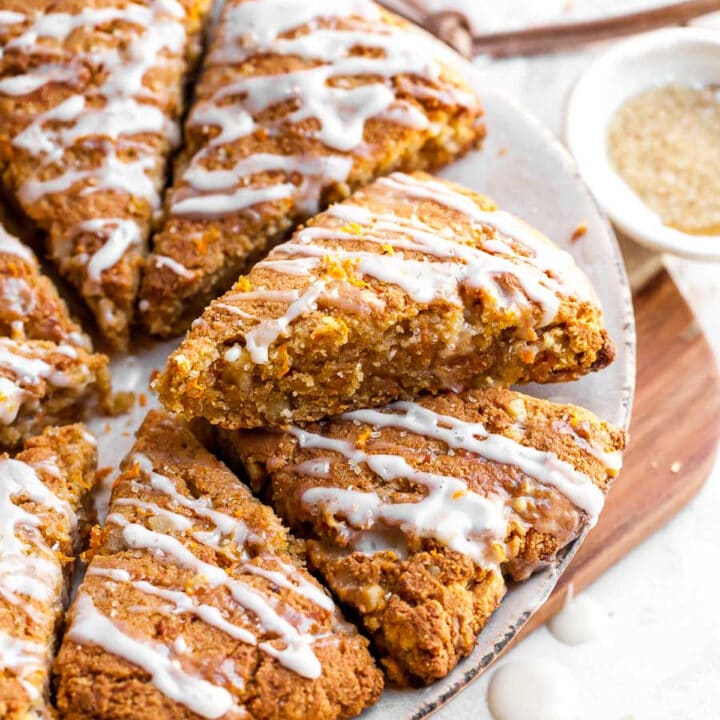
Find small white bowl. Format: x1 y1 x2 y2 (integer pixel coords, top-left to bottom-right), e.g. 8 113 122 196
566 28 720 261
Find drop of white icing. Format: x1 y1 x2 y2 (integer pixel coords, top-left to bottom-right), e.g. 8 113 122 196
547 586 606 646
487 660 578 720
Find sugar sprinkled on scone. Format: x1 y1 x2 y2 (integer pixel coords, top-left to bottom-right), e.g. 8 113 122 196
55 410 383 720
0 0 213 347
157 172 615 429
0 424 97 720
140 0 485 335
212 387 625 685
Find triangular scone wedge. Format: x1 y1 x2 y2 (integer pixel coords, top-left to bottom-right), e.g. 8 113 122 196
55 410 383 720
0 0 213 348
139 0 485 335
0 224 92 348
209 387 626 685
0 337 111 449
0 424 97 720
157 172 615 429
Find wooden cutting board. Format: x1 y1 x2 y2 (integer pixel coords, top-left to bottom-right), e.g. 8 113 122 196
517 268 720 638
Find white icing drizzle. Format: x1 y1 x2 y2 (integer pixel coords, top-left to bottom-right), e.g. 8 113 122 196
88 566 256 645
68 594 234 720
113 497 193 532
552 419 622 475
0 225 35 263
378 173 597 306
171 182 297 217
0 338 85 398
343 402 607 519
220 172 597 366
293 427 507 565
0 1 188 284
0 629 47 700
109 515 323 678
0 457 73 696
153 255 197 279
0 375 32 425
166 0 476 230
75 219 144 282
243 282 325 364
75 450 339 702
289 397 613 565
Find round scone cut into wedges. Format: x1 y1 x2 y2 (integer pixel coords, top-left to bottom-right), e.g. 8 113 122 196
210 387 626 686
55 410 383 720
0 0 214 348
140 0 485 336
157 172 615 429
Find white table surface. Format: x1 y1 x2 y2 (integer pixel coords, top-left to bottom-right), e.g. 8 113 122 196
434 25 720 720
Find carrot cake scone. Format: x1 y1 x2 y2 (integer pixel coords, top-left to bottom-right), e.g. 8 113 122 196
0 337 111 449
0 225 112 448
139 0 485 335
54 410 383 719
0 0 213 348
157 172 615 429
0 424 97 720
212 387 625 685
0 224 92 348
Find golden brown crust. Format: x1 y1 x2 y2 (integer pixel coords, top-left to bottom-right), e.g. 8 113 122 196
140 0 485 336
156 172 615 429
0 0 213 348
54 410 383 720
0 423 97 720
212 387 625 685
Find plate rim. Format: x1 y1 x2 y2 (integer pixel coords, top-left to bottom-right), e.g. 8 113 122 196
376 47 636 719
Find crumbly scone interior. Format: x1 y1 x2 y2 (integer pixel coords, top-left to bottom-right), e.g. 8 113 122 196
54 410 383 720
214 387 625 685
0 0 213 348
0 423 97 720
140 0 485 335
157 171 615 429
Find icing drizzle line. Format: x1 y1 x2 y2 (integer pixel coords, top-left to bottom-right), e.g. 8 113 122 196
219 172 596 365
0 456 71 701
151 0 479 279
0 1 188 283
70 451 340 716
288 398 617 565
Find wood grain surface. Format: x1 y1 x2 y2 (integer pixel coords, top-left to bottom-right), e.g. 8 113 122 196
517 269 720 638
472 0 720 57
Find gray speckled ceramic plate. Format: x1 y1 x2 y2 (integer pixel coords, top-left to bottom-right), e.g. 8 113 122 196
89 68 636 720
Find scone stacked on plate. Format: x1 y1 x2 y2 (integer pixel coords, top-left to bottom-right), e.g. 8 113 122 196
0 225 111 449
156 171 626 685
